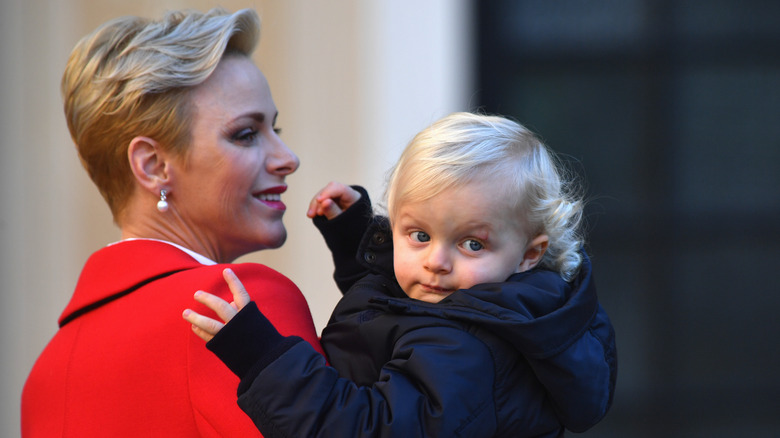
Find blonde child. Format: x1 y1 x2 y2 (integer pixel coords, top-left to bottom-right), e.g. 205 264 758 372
184 112 616 437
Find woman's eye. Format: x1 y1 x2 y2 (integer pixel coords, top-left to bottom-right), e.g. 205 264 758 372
232 128 258 144
463 239 484 252
410 231 430 243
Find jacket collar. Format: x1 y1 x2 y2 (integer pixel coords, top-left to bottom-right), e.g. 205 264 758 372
369 252 598 360
58 240 203 327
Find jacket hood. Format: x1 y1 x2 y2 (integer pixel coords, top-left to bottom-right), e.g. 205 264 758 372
369 253 598 360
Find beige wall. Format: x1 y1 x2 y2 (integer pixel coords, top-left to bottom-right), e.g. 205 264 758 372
0 0 471 435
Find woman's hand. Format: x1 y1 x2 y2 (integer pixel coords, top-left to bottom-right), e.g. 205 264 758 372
306 181 362 220
183 268 251 342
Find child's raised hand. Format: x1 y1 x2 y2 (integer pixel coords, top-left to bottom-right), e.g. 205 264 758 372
306 181 362 220
182 268 252 342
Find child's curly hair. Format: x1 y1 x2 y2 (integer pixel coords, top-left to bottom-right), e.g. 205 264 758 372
385 112 585 281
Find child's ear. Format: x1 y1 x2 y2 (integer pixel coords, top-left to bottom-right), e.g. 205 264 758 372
517 234 549 272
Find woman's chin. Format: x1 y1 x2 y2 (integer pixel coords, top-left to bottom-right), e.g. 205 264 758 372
257 227 287 250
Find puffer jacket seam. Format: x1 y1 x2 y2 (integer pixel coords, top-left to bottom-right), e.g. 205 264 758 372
453 325 499 436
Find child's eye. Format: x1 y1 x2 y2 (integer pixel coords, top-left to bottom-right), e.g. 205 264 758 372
462 239 484 252
410 231 430 243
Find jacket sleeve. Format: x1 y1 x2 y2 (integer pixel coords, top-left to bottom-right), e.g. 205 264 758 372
208 304 499 438
186 330 265 438
312 185 375 293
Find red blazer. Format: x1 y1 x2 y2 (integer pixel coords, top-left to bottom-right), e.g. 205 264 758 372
22 240 325 437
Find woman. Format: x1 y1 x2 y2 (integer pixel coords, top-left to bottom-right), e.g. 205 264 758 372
21 8 324 437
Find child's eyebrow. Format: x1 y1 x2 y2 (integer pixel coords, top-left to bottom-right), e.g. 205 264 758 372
457 221 494 233
393 212 422 226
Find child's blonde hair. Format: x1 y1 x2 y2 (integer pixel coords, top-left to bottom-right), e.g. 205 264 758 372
385 112 585 281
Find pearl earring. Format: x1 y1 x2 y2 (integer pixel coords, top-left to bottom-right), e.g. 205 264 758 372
157 189 169 212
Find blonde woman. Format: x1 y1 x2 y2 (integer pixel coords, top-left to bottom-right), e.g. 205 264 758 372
22 9 324 436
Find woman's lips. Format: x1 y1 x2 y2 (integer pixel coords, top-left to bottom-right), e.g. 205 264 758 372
254 186 287 211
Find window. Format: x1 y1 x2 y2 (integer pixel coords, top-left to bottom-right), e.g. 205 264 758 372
477 1 780 435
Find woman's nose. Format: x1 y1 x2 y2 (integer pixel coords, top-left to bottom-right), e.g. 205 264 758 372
268 136 300 175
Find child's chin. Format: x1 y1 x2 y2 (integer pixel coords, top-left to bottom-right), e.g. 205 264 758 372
411 290 451 304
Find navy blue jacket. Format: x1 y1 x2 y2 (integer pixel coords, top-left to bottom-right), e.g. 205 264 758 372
208 188 617 437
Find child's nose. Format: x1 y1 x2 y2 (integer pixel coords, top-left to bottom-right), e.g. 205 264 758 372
424 244 452 274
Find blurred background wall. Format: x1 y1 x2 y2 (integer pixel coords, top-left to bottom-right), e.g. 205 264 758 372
0 0 472 436
2 0 778 437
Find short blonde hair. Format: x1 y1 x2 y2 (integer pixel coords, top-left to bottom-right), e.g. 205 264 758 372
385 112 585 281
62 8 260 219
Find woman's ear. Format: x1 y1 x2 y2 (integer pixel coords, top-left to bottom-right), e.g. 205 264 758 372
127 136 170 192
517 234 549 272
